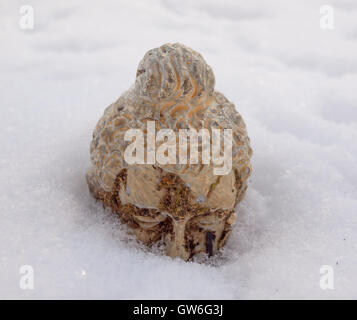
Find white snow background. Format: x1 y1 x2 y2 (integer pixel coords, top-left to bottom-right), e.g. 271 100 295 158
1 0 357 299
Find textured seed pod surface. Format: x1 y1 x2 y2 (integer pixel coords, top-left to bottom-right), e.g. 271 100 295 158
87 43 252 260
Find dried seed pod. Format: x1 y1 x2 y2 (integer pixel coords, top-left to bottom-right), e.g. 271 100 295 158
87 43 252 260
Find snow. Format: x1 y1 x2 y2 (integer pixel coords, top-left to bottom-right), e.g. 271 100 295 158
1 0 357 299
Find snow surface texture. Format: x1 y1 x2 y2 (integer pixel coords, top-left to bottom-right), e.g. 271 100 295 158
1 0 357 299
